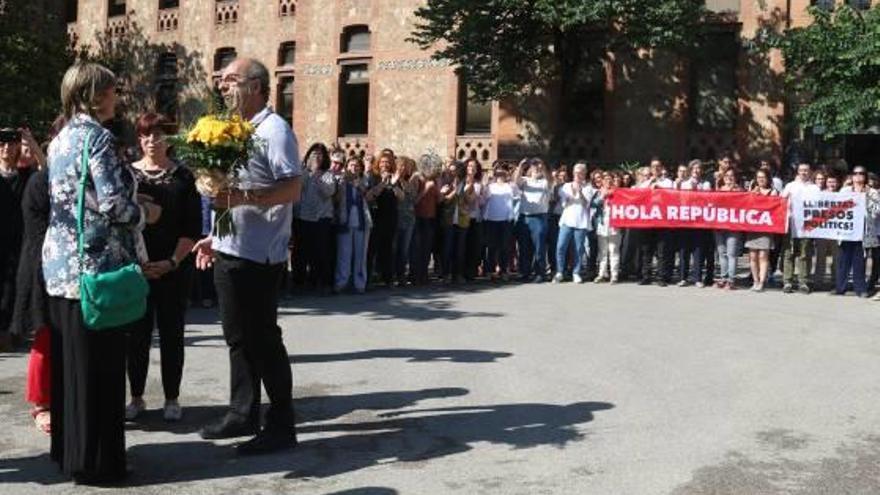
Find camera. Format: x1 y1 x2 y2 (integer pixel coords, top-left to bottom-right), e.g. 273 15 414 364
0 129 22 144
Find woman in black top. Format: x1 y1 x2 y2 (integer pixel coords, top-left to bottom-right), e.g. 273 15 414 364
365 151 401 288
126 113 202 422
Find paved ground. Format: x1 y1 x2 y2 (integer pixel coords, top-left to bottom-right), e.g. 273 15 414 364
1 281 879 494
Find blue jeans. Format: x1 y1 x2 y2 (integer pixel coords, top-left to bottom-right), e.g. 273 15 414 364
714 231 742 282
556 226 587 275
524 214 548 277
836 241 867 295
393 223 415 282
336 227 368 290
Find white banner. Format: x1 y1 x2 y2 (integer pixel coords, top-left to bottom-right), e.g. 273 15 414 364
791 191 866 241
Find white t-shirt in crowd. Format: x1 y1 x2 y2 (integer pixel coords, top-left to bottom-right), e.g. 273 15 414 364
781 179 820 198
520 177 551 215
558 182 596 230
483 182 519 222
637 177 674 189
783 179 821 231
772 176 784 192
678 178 712 191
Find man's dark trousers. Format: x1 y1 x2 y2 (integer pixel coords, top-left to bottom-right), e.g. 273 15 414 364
214 252 295 432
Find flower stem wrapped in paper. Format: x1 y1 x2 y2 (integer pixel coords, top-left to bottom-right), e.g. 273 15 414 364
168 113 256 238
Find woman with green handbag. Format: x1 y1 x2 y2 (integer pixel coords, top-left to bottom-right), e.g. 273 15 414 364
42 62 161 485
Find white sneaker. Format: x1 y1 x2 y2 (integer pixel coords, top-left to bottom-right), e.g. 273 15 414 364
552 273 564 284
573 274 583 284
163 400 182 422
125 397 146 421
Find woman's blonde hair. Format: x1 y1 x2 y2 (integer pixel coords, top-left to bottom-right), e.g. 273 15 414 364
61 62 117 119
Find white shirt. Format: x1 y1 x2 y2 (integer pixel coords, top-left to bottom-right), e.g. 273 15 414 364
637 177 674 189
678 178 712 191
772 176 784 192
557 182 595 230
520 177 550 215
483 182 518 222
783 179 821 231
781 179 820 198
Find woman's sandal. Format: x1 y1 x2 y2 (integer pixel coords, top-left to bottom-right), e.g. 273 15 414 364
31 407 51 435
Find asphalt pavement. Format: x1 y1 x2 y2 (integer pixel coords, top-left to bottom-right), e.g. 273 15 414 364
1 281 878 494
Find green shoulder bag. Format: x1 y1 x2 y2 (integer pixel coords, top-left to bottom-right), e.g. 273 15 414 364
77 130 149 330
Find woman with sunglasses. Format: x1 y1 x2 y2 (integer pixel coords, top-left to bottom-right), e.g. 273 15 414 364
835 167 880 298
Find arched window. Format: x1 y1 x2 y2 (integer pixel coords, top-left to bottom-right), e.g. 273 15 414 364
107 0 126 17
66 0 78 22
457 78 491 135
278 42 296 67
277 76 295 126
811 0 836 11
214 47 237 72
341 25 371 53
156 53 178 119
339 64 370 135
846 0 872 10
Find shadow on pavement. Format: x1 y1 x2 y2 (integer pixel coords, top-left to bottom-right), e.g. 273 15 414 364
279 285 510 322
185 283 510 327
292 349 513 364
126 388 470 435
0 399 613 486
324 489 399 495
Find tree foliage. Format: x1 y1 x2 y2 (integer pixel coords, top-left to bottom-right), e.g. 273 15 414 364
764 4 880 136
410 0 707 102
0 0 71 135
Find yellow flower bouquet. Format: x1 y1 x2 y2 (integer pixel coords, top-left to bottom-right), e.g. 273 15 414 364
169 113 257 237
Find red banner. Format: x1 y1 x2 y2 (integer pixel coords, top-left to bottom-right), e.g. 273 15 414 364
608 189 789 234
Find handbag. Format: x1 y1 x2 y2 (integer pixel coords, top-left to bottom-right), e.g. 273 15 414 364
76 130 149 330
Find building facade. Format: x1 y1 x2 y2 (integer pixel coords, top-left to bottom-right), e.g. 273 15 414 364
63 0 877 167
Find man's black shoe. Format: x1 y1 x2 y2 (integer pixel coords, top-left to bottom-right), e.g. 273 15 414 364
200 417 259 440
236 429 298 456
638 279 651 286
656 280 668 287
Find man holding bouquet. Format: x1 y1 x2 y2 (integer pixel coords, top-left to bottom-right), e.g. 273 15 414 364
192 58 302 455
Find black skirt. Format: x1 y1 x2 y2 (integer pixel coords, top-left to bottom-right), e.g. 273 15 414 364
48 297 127 482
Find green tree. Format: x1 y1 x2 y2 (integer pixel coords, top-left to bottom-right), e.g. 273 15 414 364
410 0 708 153
0 0 71 135
763 4 880 137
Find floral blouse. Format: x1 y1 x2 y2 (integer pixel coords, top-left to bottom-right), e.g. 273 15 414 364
42 114 143 300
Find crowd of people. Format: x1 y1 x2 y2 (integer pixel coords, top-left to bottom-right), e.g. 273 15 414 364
287 150 880 298
0 55 878 486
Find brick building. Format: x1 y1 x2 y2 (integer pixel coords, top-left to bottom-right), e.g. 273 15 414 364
63 0 878 168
